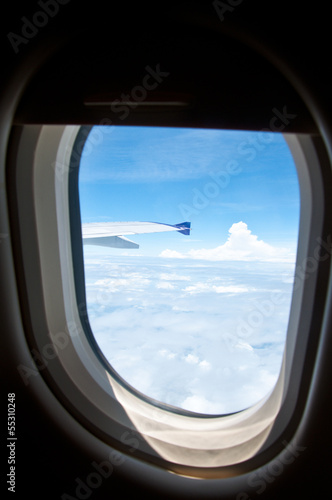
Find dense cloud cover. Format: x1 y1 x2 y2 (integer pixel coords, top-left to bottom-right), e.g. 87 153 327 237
84 226 295 414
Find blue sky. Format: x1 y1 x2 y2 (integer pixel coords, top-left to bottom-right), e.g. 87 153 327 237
78 126 299 414
79 126 300 258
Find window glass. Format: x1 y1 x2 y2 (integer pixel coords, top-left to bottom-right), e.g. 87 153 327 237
79 126 299 414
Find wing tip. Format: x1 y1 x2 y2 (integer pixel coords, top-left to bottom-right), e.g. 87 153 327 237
174 221 191 236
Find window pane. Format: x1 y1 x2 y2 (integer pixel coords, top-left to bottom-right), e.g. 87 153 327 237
79 126 299 415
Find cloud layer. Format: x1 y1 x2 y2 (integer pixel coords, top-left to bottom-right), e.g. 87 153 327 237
84 252 295 414
160 221 295 263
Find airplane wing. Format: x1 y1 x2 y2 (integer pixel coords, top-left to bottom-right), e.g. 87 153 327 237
82 221 191 249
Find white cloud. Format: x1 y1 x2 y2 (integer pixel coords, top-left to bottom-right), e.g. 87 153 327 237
184 353 200 364
159 273 191 281
199 360 211 371
160 249 186 259
213 285 250 293
183 283 210 294
94 274 150 291
160 221 295 263
159 349 176 359
182 282 251 295
181 395 225 414
235 341 254 351
156 282 175 290
84 253 294 414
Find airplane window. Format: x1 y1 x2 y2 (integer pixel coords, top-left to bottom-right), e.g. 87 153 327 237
78 126 299 415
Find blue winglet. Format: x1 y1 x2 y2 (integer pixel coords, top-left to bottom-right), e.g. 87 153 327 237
173 221 191 236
